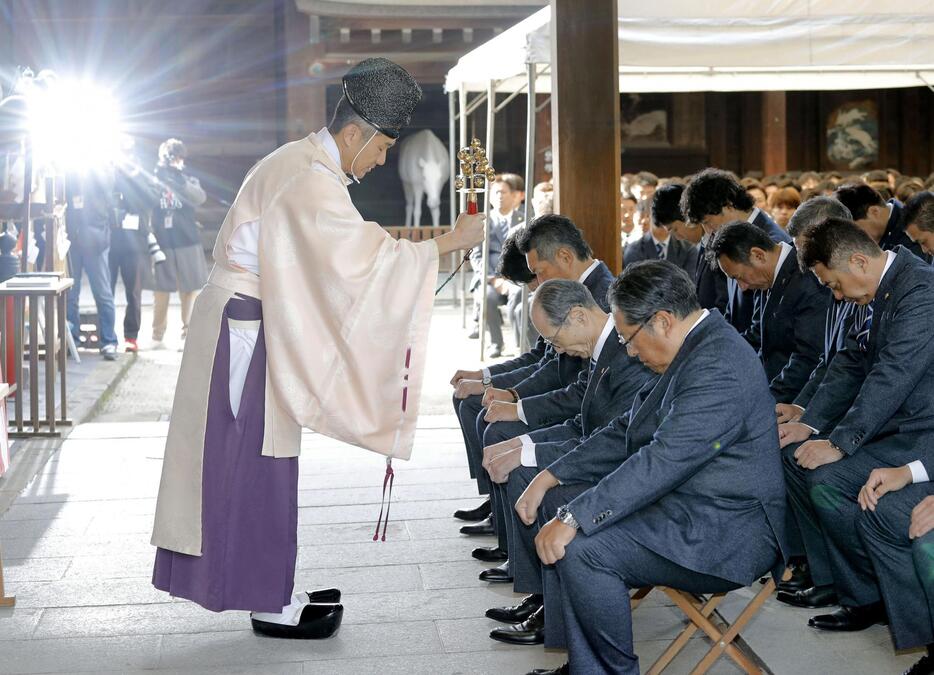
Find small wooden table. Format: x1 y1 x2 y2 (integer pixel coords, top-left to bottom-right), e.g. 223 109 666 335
0 277 74 437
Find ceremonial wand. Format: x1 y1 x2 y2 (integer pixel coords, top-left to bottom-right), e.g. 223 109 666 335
435 138 495 295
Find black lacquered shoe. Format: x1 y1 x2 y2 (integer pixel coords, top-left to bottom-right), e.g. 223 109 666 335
472 546 508 562
776 584 838 609
303 588 341 604
454 498 492 522
489 606 544 645
485 593 543 624
251 603 343 639
808 602 887 632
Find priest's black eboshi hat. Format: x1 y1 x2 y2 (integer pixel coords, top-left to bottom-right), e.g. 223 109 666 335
341 58 422 140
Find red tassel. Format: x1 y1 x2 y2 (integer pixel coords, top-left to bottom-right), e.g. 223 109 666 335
373 458 395 542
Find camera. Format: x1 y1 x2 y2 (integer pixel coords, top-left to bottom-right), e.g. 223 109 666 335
147 231 166 264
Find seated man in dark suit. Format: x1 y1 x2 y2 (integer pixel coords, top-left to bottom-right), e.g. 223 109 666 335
623 187 699 278
777 218 934 632
528 261 789 675
858 453 934 675
681 168 791 332
708 220 830 403
474 279 652 634
834 182 929 261
904 190 934 257
450 216 614 537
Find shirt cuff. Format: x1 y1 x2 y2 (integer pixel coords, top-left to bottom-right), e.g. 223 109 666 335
519 435 536 467
908 460 930 484
802 423 819 434
482 367 491 379
516 399 528 424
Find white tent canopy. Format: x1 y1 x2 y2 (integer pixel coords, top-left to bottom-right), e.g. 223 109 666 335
445 1 934 93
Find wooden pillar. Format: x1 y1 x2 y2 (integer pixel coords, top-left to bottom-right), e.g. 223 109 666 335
550 0 621 273
284 7 328 142
762 91 788 176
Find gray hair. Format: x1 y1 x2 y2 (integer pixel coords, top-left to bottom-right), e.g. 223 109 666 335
787 196 852 238
327 97 378 141
532 279 598 327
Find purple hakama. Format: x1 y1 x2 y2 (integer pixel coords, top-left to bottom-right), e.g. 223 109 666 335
153 294 299 613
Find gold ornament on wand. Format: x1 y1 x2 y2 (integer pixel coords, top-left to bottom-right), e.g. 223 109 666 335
454 138 496 215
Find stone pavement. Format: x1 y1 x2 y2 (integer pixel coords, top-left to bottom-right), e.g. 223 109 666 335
0 298 920 674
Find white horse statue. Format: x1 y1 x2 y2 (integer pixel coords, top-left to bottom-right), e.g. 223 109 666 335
398 129 450 227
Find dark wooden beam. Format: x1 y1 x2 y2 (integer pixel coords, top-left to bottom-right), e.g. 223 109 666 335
550 0 621 273
762 91 787 176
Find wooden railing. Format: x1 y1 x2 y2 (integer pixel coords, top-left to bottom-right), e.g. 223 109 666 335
384 226 457 272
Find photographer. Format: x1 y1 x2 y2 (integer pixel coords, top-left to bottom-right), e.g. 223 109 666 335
149 138 207 349
111 146 161 352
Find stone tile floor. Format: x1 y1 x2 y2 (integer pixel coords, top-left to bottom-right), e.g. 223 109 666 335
0 304 920 674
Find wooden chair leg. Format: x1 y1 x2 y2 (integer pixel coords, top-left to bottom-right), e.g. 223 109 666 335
645 591 727 675
630 585 653 611
0 546 15 607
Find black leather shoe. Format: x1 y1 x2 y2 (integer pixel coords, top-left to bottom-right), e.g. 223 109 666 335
486 593 543 624
460 516 495 536
809 602 887 632
472 546 508 562
489 606 544 645
303 588 341 604
905 654 934 675
527 665 569 675
454 498 492 522
251 603 343 639
776 564 812 594
479 562 513 583
776 585 838 609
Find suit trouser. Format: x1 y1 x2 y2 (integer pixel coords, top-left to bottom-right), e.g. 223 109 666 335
858 483 934 650
507 285 538 348
473 282 506 348
108 232 143 340
553 510 745 674
482 420 531 551
785 443 903 606
454 393 488 494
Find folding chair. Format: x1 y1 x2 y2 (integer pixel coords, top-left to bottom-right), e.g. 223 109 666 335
0 545 14 607
631 570 789 675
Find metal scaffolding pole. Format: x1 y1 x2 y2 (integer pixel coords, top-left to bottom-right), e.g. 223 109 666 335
519 61 539 354
478 79 496 361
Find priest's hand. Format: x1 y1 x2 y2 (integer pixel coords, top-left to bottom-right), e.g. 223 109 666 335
910 495 934 539
454 379 485 399
452 212 486 249
485 447 521 484
795 440 843 470
859 465 912 511
483 437 522 466
516 470 560 526
535 518 577 565
450 369 482 386
485 401 519 423
482 387 512 407
778 421 814 448
775 403 804 424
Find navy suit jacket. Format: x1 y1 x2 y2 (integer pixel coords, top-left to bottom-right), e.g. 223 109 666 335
567 311 789 585
743 247 831 403
694 241 729 314
881 199 929 262
801 247 934 460
521 334 655 484
494 261 616 396
470 207 523 290
794 300 857 409
623 233 699 278
726 209 792 332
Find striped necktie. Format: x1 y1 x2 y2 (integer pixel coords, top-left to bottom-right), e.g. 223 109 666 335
856 304 873 352
589 357 597 373
655 242 665 259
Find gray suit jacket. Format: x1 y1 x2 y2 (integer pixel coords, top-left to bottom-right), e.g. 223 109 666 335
794 300 857 409
800 247 934 460
623 233 699 278
567 311 789 585
520 334 655 484
743 248 831 403
470 208 524 290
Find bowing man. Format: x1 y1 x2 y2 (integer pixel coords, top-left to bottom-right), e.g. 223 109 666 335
709 220 831 403
777 218 934 633
528 261 789 675
681 168 791 332
857 451 934 673
477 279 653 641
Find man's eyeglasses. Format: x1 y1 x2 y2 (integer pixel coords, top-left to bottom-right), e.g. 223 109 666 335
543 308 572 347
617 314 654 348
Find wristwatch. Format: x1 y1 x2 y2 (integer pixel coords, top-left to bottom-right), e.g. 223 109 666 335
482 373 492 388
507 388 520 403
555 504 580 530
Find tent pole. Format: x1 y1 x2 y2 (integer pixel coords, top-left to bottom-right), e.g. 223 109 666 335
448 89 458 305
459 83 469 328
479 79 496 361
520 61 537 353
